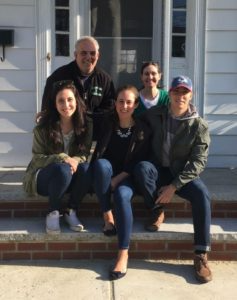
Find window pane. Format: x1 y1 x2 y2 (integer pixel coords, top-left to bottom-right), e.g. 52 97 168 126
173 11 186 33
55 9 69 31
55 0 69 6
173 0 186 9
91 0 152 37
121 0 153 37
56 34 69 56
172 36 185 57
96 38 152 87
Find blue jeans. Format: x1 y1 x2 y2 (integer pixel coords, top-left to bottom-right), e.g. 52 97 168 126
133 161 211 252
37 162 82 212
75 159 135 249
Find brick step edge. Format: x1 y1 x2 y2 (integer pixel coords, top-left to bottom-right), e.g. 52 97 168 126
0 218 236 261
0 197 237 218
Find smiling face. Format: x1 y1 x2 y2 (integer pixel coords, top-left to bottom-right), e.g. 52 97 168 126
169 87 193 116
115 89 138 122
55 88 77 120
74 39 99 75
141 64 161 88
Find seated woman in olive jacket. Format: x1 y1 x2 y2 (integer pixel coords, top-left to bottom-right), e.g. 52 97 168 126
23 80 92 234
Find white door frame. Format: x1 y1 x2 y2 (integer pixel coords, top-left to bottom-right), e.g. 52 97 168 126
36 0 86 111
188 0 206 115
163 0 206 114
36 0 52 112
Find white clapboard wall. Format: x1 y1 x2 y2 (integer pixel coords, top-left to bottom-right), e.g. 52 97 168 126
204 0 237 167
0 0 237 168
0 0 35 166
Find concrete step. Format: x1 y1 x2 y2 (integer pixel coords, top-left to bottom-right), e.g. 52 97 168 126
1 168 237 218
0 217 236 261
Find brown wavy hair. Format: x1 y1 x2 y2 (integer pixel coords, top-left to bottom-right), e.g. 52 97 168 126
38 80 87 152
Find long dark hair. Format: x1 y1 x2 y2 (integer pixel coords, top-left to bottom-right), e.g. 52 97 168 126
39 80 87 151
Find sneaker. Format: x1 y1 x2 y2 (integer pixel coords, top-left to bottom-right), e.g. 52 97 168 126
64 209 84 232
145 208 165 232
46 210 61 234
194 253 213 283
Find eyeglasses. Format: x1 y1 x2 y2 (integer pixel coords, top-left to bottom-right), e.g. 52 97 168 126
79 50 97 57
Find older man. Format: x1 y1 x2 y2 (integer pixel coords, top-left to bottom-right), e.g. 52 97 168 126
41 36 115 139
134 75 212 283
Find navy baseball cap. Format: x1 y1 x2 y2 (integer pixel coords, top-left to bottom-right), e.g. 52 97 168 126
170 75 192 92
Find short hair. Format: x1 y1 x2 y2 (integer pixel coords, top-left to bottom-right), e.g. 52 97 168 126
74 36 100 52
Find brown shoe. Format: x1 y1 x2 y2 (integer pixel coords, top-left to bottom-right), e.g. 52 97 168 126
145 208 165 232
194 253 212 283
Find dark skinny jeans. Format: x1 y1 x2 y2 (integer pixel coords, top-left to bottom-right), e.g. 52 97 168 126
74 159 135 249
133 161 211 252
37 162 82 212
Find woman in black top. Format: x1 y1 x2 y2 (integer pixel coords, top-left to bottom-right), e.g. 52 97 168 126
76 85 151 279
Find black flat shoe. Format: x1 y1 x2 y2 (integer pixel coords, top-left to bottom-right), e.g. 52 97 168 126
103 223 117 236
109 269 127 280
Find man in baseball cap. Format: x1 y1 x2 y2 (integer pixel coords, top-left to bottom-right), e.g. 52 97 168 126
134 75 212 283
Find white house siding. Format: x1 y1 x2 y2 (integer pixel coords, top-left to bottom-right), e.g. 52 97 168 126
205 0 237 167
0 0 236 168
0 0 36 167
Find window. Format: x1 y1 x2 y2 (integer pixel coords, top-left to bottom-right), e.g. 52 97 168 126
55 0 70 56
172 0 186 57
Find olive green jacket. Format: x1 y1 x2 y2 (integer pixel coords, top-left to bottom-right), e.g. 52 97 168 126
23 122 92 196
140 105 210 190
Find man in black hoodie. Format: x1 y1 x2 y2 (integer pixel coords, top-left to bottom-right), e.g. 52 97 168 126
41 36 115 139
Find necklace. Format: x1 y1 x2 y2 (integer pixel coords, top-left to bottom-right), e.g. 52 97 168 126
116 126 132 138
